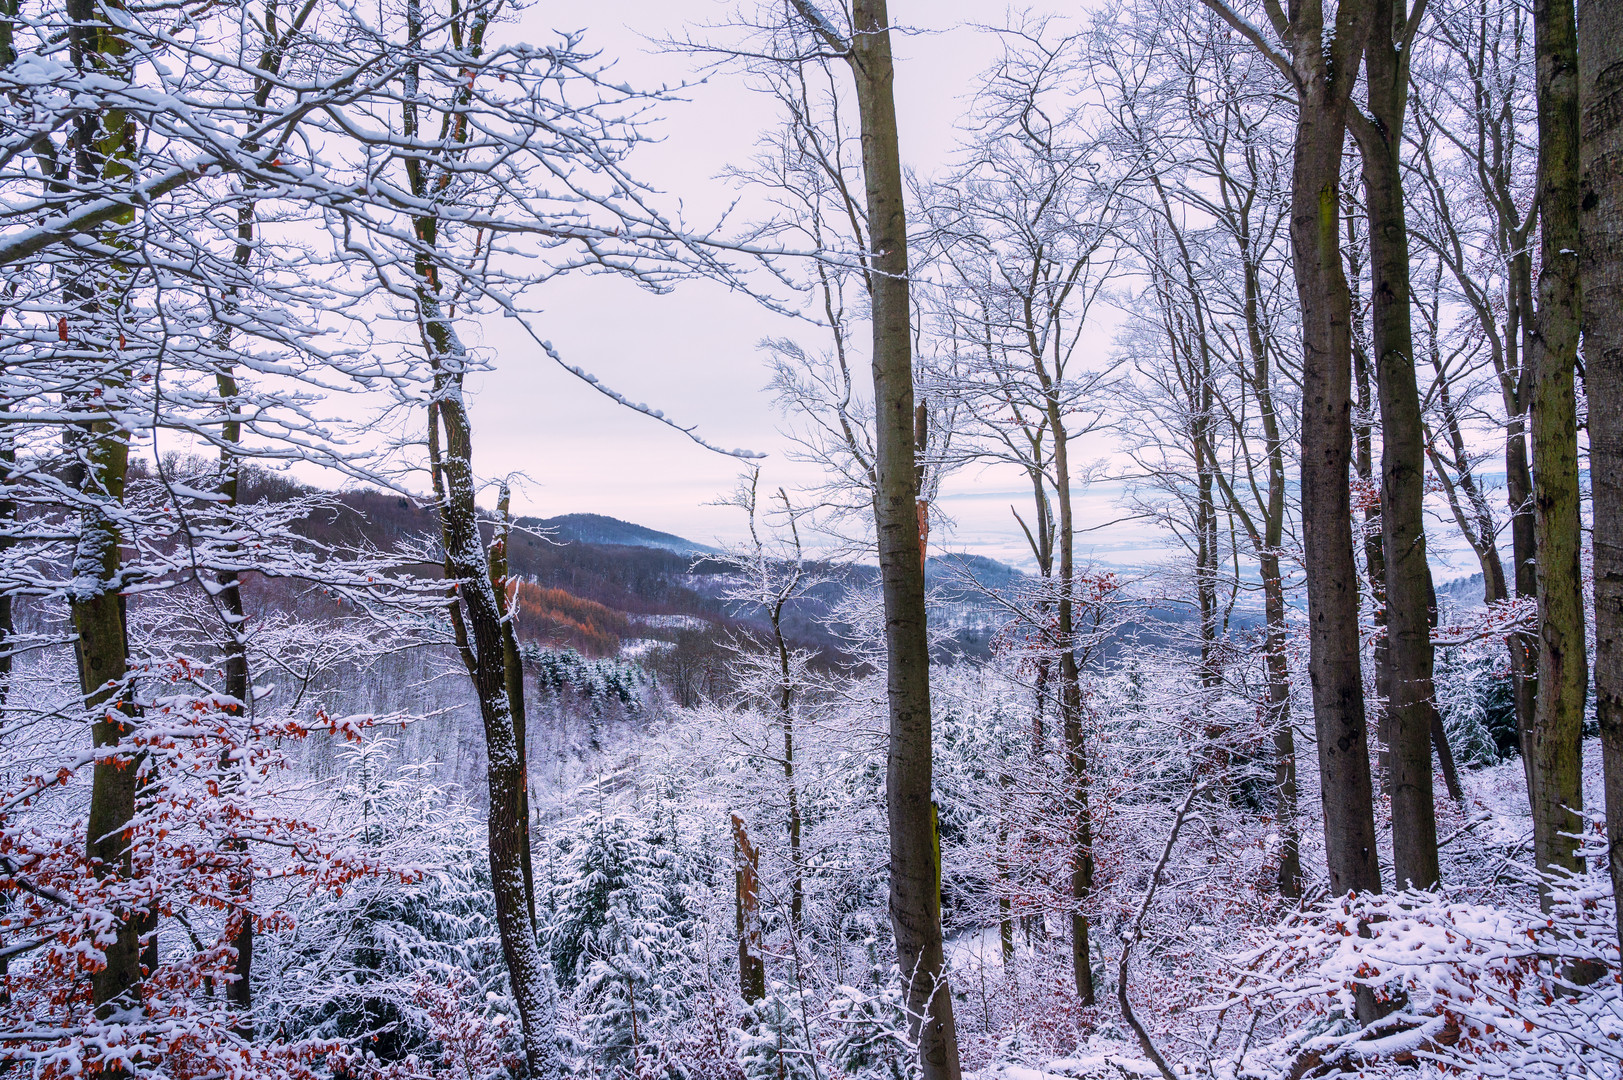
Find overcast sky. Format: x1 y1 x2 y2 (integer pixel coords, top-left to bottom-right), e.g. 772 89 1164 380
442 0 1494 586
447 0 1155 569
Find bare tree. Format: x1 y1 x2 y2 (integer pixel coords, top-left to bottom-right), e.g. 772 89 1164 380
1348 0 1441 890
918 18 1121 1002
1091 0 1306 897
1407 0 1540 749
1199 0 1384 927
1527 0 1587 896
1579 0 1623 948
783 3 962 1074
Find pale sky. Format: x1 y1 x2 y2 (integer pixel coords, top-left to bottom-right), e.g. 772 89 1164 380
455 0 1157 568
447 0 1494 584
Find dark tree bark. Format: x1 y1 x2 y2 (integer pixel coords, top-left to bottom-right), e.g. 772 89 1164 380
790 1 963 1073
214 334 255 1017
1349 229 1391 790
772 598 804 930
422 352 558 1076
1349 0 1441 891
206 0 313 1012
1580 0 1623 948
1528 0 1589 896
488 484 537 928
75 407 142 1027
1051 412 1096 1006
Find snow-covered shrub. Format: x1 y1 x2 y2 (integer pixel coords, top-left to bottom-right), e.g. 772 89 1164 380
259 741 521 1073
1229 875 1621 1078
736 984 820 1080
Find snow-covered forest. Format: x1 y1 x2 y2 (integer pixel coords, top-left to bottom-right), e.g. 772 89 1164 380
2 0 1622 1077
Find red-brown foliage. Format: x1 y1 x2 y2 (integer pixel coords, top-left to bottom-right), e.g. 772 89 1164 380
509 581 630 656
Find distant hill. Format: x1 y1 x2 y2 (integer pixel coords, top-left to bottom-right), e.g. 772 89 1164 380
524 513 720 555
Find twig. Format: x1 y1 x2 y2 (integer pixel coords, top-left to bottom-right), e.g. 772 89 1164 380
1117 778 1209 1080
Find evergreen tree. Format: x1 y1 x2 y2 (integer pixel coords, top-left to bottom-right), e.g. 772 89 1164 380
549 808 702 1076
737 984 820 1080
824 945 917 1080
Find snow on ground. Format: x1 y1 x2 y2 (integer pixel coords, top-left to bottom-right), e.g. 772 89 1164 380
628 613 711 631
619 637 676 658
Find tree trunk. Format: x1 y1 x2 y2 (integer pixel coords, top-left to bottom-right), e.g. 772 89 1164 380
427 367 559 1076
1047 385 1096 1006
1528 0 1589 897
1579 0 1623 949
75 405 143 1028
1352 0 1441 890
846 1 962 1071
1350 233 1392 793
1235 208 1299 898
489 485 537 928
1295 40 1384 907
1506 259 1541 769
1262 552 1301 899
1222 0 1391 939
66 0 144 1037
770 599 804 930
732 815 766 1003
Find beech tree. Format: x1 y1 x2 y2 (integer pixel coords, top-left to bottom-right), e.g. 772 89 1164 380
1090 0 1306 897
1580 0 1623 947
1406 0 1540 746
783 3 962 1075
1200 0 1384 923
1527 0 1588 895
918 19 1121 1002
1347 0 1441 890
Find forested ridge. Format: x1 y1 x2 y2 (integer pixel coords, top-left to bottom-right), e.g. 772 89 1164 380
2 0 1623 1078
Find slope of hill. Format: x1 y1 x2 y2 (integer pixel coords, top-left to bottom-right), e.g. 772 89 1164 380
525 513 721 555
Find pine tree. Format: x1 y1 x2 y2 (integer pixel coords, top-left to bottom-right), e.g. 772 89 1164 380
824 944 918 1080
736 984 820 1080
550 809 702 1076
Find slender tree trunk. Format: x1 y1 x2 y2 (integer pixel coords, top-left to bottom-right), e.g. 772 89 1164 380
1234 220 1300 898
1283 0 1385 909
1352 0 1441 889
1050 418 1095 1007
1580 0 1623 949
76 405 143 1027
208 183 260 1021
1528 0 1589 896
844 1 961 1070
997 769 1015 960
67 0 144 1040
1350 231 1392 791
1506 260 1541 767
398 2 557 1065
1262 552 1301 899
772 607 804 930
489 485 537 928
424 346 558 1075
